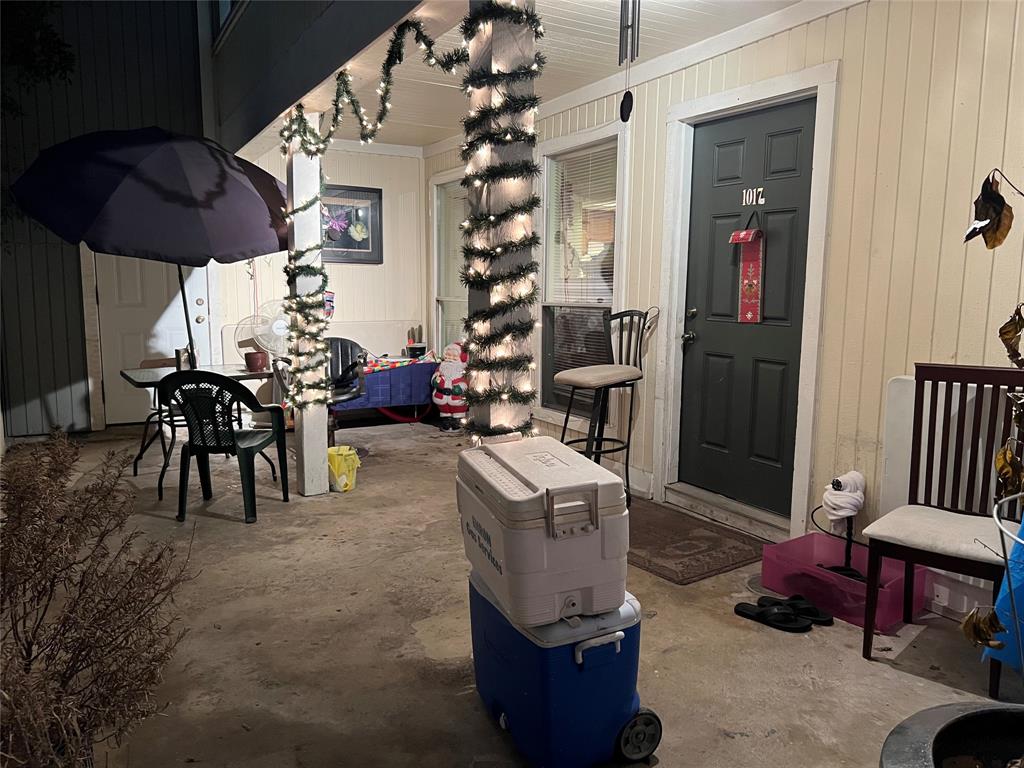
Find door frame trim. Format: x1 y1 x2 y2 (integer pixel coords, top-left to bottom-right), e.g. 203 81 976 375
429 166 469 352
78 244 106 432
652 61 840 540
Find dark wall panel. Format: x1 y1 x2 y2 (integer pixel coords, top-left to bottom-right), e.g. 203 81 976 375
1 1 203 437
212 0 418 151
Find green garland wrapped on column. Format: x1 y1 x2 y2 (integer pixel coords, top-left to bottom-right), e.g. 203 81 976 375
459 0 546 441
277 20 467 409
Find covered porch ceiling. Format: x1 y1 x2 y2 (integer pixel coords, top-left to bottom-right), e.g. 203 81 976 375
240 0 800 159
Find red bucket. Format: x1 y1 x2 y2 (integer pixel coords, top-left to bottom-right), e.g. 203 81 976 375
761 532 932 633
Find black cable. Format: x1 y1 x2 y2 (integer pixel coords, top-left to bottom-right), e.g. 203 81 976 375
809 504 863 545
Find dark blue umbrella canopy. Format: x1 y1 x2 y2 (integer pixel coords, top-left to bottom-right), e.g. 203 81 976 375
11 127 287 267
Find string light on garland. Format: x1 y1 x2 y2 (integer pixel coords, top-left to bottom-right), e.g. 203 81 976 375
278 19 466 409
459 0 546 442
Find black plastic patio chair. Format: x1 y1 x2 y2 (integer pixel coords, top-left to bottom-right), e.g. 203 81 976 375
327 337 367 447
328 337 366 401
158 370 288 524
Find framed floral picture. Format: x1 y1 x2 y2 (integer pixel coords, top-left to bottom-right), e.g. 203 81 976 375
321 185 383 264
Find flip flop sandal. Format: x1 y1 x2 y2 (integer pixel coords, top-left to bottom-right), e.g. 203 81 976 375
733 602 813 633
757 595 834 626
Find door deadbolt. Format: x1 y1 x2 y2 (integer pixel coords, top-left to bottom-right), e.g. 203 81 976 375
686 307 698 318
196 297 205 306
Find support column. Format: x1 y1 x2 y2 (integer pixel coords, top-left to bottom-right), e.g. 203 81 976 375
464 1 539 442
286 114 329 496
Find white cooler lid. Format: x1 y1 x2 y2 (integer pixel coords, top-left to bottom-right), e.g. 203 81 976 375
458 436 625 524
470 570 640 647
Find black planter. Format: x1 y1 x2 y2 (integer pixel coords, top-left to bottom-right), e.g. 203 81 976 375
880 703 1024 767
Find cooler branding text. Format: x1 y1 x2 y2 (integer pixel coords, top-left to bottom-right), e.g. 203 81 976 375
466 516 502 575
527 451 569 469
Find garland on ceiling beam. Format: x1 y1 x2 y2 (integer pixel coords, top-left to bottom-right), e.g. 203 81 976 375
459 1 546 441
278 19 465 409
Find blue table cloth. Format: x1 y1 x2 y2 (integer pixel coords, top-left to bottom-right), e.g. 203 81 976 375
330 361 437 412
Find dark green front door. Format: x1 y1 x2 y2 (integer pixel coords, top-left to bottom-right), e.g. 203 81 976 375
678 98 816 516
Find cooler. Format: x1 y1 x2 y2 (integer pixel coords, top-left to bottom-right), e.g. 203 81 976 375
457 436 628 627
469 571 661 767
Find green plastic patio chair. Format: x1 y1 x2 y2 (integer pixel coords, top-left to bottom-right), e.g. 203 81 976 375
158 370 288 524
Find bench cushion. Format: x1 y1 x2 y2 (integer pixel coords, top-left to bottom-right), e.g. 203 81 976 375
553 364 642 389
863 504 1019 566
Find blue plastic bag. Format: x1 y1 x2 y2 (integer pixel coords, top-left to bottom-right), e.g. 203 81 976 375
984 535 1024 674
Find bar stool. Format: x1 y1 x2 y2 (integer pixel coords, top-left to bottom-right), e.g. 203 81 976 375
555 307 657 507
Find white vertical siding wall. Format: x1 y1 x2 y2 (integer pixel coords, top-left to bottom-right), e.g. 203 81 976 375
215 148 427 359
424 0 1024 523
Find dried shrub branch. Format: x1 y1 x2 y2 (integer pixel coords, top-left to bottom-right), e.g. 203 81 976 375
1 432 190 767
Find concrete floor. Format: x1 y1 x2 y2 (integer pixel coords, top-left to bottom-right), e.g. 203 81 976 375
75 422 1021 768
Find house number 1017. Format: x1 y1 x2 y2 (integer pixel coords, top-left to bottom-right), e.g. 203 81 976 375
741 187 765 206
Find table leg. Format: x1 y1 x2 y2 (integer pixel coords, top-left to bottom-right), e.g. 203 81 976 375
157 414 176 501
132 410 163 476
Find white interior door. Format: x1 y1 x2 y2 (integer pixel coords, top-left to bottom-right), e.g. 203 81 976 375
93 249 211 424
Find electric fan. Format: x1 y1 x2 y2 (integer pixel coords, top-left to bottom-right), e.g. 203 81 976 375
234 300 290 359
234 301 293 419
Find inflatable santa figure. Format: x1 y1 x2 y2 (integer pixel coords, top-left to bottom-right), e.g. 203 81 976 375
431 341 468 432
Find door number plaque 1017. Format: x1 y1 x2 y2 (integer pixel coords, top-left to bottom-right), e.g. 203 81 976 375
741 187 766 206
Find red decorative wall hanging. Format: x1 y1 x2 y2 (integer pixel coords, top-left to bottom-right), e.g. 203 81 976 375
729 227 763 324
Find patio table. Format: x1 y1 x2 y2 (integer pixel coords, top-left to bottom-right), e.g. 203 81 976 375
121 364 273 498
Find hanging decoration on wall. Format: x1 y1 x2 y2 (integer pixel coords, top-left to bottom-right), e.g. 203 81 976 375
998 303 1024 369
964 169 1020 250
730 211 764 324
961 168 1024 382
618 0 641 122
277 20 468 408
457 1 546 442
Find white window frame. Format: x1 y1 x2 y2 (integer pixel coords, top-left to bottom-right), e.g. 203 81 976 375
430 167 469 352
534 120 631 432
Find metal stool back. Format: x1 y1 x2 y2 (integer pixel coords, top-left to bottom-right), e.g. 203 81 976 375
557 307 658 506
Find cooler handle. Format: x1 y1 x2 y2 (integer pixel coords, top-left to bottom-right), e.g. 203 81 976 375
545 482 600 539
574 631 625 665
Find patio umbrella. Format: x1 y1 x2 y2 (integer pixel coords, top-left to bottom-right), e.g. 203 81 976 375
11 126 288 367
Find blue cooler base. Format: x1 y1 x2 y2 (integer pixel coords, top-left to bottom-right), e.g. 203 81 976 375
469 578 642 768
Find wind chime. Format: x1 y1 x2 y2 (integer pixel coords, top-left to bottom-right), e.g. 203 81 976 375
618 0 641 123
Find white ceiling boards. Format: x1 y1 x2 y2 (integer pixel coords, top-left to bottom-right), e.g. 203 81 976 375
241 0 802 157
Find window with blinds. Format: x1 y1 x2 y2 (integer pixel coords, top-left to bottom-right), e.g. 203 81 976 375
541 140 618 415
435 178 469 350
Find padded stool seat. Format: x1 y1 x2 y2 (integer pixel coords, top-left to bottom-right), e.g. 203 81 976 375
863 505 1018 567
554 364 642 389
556 308 658 508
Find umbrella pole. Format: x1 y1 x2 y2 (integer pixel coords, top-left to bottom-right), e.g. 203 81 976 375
176 265 198 369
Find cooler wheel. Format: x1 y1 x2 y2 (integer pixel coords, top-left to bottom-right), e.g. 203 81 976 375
616 707 662 763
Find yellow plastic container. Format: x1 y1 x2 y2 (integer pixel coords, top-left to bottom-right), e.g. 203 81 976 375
327 446 361 492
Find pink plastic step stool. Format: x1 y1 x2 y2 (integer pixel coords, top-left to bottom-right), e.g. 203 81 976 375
761 532 933 633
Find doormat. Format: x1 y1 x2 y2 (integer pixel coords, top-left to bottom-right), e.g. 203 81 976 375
628 499 764 585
